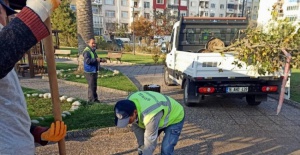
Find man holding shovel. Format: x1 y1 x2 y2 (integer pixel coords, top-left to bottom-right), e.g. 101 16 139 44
0 0 66 154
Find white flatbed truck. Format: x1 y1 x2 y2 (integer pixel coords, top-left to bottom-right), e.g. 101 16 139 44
162 17 283 106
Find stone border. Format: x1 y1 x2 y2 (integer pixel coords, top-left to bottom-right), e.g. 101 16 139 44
268 94 300 109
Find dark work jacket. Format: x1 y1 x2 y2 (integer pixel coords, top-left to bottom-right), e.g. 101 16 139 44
83 47 99 73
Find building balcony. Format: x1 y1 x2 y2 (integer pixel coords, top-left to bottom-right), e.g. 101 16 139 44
93 13 103 16
93 23 103 28
92 0 102 5
133 7 140 12
227 8 236 13
168 2 179 6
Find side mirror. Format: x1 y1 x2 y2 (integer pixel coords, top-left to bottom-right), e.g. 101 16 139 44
161 42 168 53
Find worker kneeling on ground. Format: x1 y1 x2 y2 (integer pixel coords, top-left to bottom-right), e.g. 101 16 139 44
114 91 185 155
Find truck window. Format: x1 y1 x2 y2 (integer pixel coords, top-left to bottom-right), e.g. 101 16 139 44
169 27 175 50
179 28 241 52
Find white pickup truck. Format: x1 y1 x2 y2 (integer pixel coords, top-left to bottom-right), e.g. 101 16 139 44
161 17 284 106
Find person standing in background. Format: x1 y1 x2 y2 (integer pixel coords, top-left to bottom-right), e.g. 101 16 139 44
83 38 101 103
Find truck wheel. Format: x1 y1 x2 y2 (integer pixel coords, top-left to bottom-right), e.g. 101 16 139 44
183 80 199 107
246 95 261 106
164 68 175 86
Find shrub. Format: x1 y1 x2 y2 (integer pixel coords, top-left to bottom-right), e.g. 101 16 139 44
151 47 161 64
95 36 109 50
124 44 133 52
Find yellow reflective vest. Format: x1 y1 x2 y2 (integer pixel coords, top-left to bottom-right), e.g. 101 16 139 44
128 91 184 129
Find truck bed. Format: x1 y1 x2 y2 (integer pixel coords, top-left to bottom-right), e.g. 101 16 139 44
174 51 283 79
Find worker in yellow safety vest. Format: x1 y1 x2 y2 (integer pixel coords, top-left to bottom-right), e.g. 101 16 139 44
114 91 185 155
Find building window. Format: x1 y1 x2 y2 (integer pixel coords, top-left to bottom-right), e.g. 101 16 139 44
181 12 186 16
210 13 215 17
227 4 234 9
220 14 223 17
253 6 258 10
105 10 115 17
180 0 187 6
121 11 128 18
211 3 215 8
93 16 100 24
121 0 127 6
157 0 163 4
105 0 114 5
220 4 224 9
170 0 179 5
144 2 150 8
144 13 150 19
106 23 116 31
92 7 99 14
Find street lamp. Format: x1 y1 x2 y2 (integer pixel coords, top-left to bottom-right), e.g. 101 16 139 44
132 5 135 55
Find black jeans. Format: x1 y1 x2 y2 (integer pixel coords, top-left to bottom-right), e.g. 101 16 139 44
84 72 98 102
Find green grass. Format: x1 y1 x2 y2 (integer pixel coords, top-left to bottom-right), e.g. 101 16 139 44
56 62 78 70
26 97 72 119
291 69 300 103
22 87 41 94
37 103 115 130
22 89 115 131
55 63 138 92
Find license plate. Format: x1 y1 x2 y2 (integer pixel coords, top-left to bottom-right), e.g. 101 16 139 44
226 87 248 93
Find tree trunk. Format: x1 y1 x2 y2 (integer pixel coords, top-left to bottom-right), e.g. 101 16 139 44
76 0 94 71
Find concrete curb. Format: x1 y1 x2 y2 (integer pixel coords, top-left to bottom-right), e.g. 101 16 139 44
268 94 300 109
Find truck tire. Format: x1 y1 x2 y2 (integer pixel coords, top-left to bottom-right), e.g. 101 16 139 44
183 80 199 107
246 95 261 106
164 68 175 86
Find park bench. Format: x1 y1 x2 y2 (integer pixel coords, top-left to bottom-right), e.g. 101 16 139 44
55 49 71 59
106 51 122 63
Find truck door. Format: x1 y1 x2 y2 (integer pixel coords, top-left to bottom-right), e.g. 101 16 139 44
165 26 178 72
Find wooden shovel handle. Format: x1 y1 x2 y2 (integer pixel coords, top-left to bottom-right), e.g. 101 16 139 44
43 18 66 155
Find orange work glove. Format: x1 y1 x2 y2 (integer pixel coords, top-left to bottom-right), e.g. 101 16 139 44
41 121 67 142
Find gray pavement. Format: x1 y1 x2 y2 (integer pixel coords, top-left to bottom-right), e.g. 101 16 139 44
19 58 300 155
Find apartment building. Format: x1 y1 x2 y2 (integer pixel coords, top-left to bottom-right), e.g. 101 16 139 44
283 0 300 23
69 0 262 36
188 0 258 18
247 0 259 20
131 0 153 22
257 0 300 26
70 0 104 35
